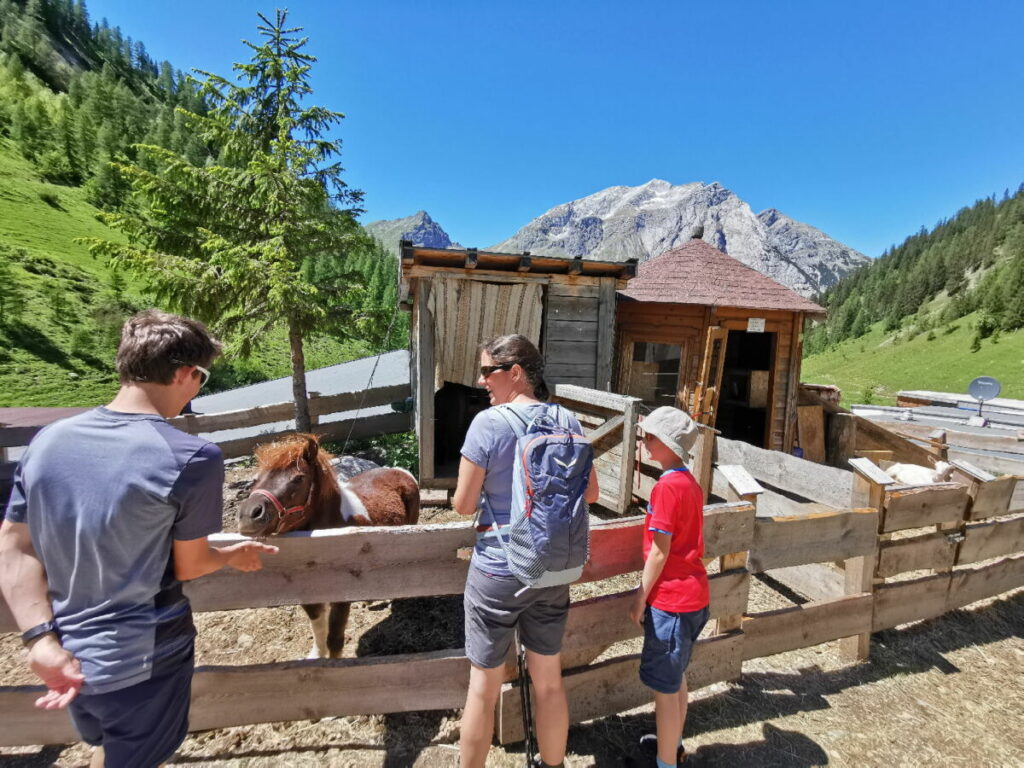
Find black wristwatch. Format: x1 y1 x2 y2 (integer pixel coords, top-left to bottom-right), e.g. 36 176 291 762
21 621 57 647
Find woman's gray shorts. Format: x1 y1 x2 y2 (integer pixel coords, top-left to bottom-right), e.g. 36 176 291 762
464 566 570 669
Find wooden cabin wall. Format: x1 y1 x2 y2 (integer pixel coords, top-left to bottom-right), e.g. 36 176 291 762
615 303 806 453
543 277 618 390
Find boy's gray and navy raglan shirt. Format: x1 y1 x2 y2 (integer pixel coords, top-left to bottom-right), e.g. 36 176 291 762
3 406 223 695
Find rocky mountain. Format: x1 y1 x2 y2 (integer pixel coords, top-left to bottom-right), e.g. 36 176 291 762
488 179 869 296
365 211 462 255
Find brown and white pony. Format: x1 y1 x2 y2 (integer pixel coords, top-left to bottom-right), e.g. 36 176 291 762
237 433 419 658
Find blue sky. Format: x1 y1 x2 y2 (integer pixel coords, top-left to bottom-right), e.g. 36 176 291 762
86 0 1024 258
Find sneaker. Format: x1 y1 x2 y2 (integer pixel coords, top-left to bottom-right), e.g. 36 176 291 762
633 734 686 766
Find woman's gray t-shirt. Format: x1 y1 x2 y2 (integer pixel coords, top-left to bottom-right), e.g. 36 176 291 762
460 403 584 576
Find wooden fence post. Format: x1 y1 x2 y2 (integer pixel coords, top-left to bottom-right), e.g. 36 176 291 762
827 412 857 468
715 466 762 636
842 457 894 660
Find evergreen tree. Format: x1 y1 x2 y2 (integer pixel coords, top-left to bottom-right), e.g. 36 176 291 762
87 10 364 432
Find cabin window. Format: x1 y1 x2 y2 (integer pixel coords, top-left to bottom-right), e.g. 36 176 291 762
626 342 682 407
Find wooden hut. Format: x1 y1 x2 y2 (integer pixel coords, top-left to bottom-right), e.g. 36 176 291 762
400 242 635 488
615 237 826 452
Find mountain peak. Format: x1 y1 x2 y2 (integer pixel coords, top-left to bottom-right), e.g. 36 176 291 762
365 211 462 256
488 180 869 296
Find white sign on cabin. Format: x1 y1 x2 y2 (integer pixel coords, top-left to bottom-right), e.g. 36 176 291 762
747 317 766 333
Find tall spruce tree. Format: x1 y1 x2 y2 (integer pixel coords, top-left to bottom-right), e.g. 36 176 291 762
85 10 364 432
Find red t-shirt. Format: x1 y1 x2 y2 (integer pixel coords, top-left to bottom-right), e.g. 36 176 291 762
642 468 709 613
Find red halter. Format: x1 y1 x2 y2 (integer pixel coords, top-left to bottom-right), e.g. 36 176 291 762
250 485 314 534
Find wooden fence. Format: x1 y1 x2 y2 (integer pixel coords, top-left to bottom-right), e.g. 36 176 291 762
0 384 413 479
2 469 1022 747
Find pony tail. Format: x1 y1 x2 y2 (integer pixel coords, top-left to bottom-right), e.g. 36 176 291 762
534 376 551 401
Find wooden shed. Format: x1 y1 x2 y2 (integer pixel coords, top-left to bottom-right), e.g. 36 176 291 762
615 237 826 452
400 242 635 488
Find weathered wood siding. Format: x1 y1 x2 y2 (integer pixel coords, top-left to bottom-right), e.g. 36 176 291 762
544 282 602 388
615 301 804 452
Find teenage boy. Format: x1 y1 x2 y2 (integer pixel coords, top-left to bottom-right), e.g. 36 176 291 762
0 310 278 768
628 406 709 768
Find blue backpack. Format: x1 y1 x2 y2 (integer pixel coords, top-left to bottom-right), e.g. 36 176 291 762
484 403 594 591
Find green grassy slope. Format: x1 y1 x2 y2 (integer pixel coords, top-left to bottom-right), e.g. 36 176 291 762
0 140 379 408
801 311 1024 405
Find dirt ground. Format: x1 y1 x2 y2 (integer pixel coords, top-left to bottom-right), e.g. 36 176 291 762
2 467 1023 767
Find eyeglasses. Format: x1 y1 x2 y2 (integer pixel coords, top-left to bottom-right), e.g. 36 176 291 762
480 362 514 378
194 365 211 388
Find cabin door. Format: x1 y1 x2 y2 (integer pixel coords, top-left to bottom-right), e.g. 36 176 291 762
694 326 728 425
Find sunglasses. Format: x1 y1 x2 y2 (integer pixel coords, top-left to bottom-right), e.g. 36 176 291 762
480 362 515 378
194 365 211 388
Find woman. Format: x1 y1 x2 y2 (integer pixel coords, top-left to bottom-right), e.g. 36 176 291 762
453 334 599 768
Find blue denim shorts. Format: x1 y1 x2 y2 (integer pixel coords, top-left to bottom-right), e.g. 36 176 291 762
69 646 194 767
639 604 710 694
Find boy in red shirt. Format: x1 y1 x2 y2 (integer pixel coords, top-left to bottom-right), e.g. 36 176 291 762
629 406 709 767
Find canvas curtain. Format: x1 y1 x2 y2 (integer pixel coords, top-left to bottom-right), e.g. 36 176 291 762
428 276 543 390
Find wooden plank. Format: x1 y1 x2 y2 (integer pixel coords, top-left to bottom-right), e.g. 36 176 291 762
767 562 846 602
848 456 896 487
415 280 435 483
586 414 625 447
715 554 748 633
545 319 599 343
215 411 412 460
947 554 1024 610
691 424 716 504
548 282 601 299
562 570 749 662
854 416 937 465
827 413 857 468
958 515 1024 564
797 405 826 463
547 294 600 322
0 425 40 449
878 531 957 577
703 502 756 557
616 398 640 513
968 475 1020 520
595 277 617 391
716 464 765 500
890 422 1024 457
782 313 802 451
545 339 599 365
555 384 636 412
0 649 470 747
839 554 875 659
496 632 743 744
882 483 969 532
743 594 872 660
872 573 950 631
716 436 852 508
749 509 878 572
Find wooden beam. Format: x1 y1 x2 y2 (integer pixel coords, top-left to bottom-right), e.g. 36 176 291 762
518 253 532 272
881 483 969 533
749 509 878 572
958 515 1024 564
595 277 617 391
827 412 857 468
872 573 951 631
0 649 471 748
464 248 478 269
967 474 1020 520
214 411 411 460
496 632 743 744
569 257 584 275
616 397 640 513
585 414 625 447
743 594 872 660
947 554 1024 611
797 405 826 463
415 279 435 484
877 531 957 577
717 436 852 508
716 464 765 501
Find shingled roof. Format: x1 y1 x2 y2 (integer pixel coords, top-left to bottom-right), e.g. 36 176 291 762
617 238 826 316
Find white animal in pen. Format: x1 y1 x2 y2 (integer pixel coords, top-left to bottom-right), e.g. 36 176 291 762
886 460 953 485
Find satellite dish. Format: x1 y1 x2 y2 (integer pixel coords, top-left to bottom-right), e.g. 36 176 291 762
968 376 1001 419
968 376 1001 402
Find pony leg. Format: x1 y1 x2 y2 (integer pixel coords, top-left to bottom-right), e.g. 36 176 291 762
327 602 351 659
302 603 330 659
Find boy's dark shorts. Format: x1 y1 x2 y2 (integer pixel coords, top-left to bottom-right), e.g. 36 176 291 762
69 647 194 768
464 566 570 668
639 604 709 694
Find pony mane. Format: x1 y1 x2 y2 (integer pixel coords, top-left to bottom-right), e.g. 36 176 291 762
255 434 340 494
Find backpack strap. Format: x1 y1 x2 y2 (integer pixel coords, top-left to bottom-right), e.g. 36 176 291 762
493 404 530 438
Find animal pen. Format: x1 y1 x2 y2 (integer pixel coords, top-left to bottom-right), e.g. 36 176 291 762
1 239 1022 750
0 382 1022 748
